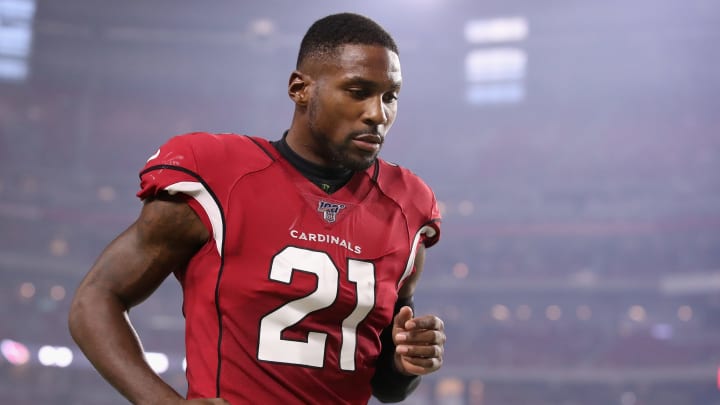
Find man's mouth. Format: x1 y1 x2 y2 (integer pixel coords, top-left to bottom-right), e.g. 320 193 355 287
351 133 383 152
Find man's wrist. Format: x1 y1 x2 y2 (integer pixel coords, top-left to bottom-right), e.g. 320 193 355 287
372 354 421 402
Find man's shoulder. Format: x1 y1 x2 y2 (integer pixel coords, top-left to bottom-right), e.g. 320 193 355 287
374 158 434 196
173 131 275 163
144 132 277 176
371 158 437 216
372 159 441 245
170 132 271 153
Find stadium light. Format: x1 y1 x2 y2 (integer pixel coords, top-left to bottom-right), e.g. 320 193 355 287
145 352 169 374
465 17 528 44
38 345 74 367
1 339 30 366
465 48 527 83
0 0 36 81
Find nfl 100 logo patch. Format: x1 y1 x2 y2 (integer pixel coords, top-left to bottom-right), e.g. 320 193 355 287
317 200 346 223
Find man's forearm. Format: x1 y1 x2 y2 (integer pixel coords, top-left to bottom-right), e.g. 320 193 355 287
68 286 181 405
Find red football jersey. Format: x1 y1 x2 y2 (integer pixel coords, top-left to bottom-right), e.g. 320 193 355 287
137 133 441 404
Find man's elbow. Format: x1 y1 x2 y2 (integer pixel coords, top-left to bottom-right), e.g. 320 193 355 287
67 288 91 343
67 285 114 344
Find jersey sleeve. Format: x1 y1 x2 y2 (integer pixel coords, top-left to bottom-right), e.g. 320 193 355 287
375 161 442 288
136 133 216 246
375 160 442 249
138 133 200 198
420 190 441 248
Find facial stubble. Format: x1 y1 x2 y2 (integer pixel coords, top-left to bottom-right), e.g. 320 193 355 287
307 91 379 172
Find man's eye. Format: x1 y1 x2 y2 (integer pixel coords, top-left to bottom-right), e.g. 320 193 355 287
348 89 369 98
383 93 399 103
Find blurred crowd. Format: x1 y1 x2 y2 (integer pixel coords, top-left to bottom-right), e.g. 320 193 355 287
2 1 720 403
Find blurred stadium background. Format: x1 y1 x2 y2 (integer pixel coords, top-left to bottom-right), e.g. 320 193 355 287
1 0 719 404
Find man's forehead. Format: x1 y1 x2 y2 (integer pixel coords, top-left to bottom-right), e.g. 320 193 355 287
334 44 400 66
332 44 402 84
340 74 402 90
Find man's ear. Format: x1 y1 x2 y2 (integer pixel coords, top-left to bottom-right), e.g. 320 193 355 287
288 71 310 106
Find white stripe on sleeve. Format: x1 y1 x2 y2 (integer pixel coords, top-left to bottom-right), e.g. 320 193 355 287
397 225 435 288
165 181 224 256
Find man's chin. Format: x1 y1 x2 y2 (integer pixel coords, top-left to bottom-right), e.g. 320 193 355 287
341 155 377 172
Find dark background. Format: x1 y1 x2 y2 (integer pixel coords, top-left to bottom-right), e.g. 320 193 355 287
1 0 719 403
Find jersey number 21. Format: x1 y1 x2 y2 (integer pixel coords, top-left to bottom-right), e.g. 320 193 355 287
257 246 376 371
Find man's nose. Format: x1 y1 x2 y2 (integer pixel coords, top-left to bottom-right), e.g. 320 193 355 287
362 97 388 126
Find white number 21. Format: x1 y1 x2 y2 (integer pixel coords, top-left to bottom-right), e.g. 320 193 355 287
257 246 376 371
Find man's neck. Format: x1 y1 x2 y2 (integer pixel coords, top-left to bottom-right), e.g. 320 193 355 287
272 132 353 194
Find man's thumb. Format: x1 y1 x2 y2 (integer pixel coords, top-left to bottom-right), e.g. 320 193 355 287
394 305 414 328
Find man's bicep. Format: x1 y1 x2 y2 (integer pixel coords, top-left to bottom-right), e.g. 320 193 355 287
79 196 208 308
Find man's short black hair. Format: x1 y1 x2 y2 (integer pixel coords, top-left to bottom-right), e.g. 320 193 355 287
296 12 399 69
